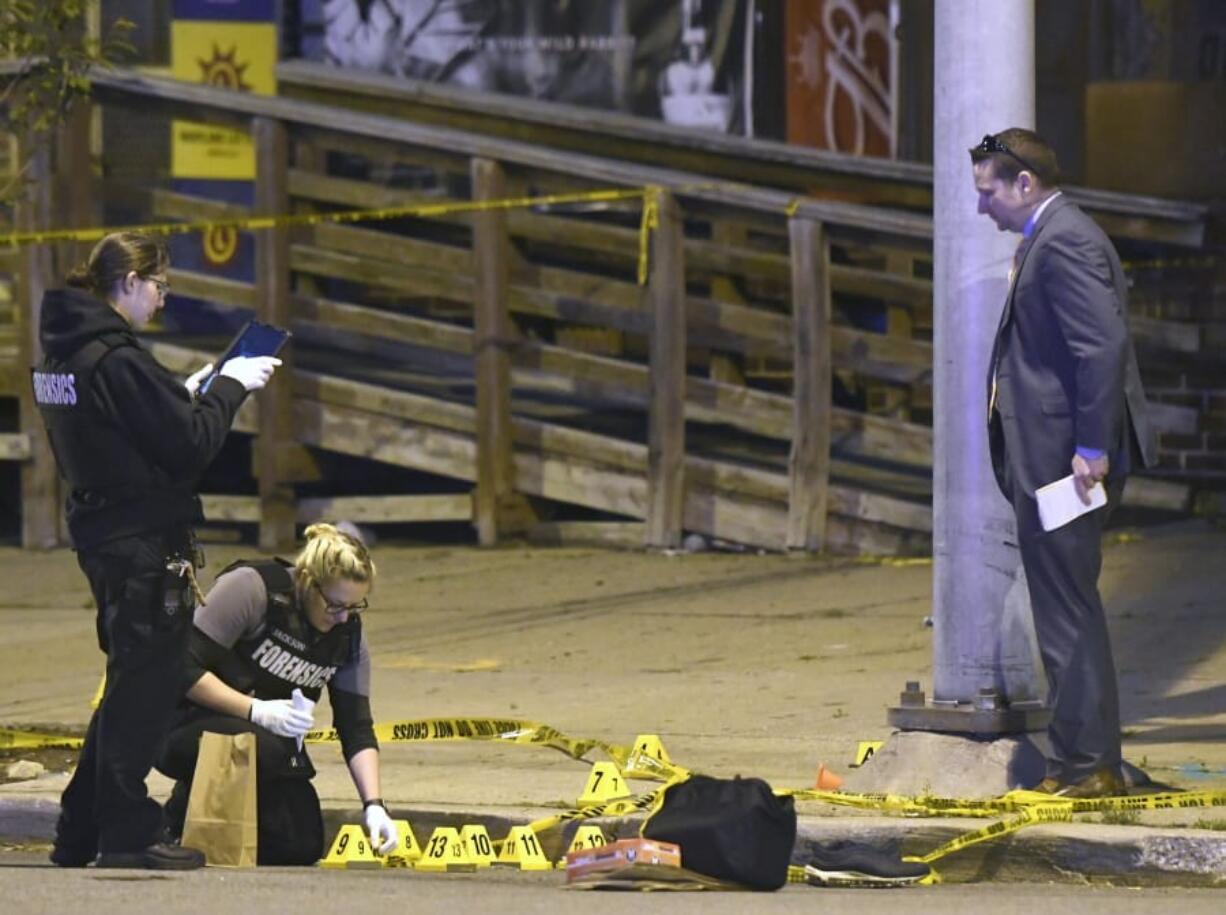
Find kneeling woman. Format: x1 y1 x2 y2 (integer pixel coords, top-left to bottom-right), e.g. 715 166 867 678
159 523 398 864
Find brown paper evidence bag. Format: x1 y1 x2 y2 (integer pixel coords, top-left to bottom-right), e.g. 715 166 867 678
182 731 259 867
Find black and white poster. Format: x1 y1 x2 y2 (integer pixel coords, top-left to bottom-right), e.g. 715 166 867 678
307 0 752 134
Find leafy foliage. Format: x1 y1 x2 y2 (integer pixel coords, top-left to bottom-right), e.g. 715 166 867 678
1 0 135 209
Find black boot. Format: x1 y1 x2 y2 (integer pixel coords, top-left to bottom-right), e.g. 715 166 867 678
49 843 97 868
96 843 206 870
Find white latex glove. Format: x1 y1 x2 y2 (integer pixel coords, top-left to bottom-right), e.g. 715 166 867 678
218 355 282 392
184 363 214 397
363 803 398 855
248 696 313 739
291 688 316 751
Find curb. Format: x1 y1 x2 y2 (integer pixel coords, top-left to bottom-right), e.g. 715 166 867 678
322 804 1226 886
5 795 1224 886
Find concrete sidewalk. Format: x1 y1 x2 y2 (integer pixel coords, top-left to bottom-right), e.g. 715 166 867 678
2 519 1225 884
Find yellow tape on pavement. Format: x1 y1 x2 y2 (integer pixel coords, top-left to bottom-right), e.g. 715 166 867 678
308 715 613 760
512 785 672 850
785 786 1226 821
908 802 1075 866
0 728 84 751
784 787 1008 819
305 715 691 782
11 712 1226 876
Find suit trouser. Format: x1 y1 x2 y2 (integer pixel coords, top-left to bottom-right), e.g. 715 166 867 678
55 529 194 855
1009 477 1125 782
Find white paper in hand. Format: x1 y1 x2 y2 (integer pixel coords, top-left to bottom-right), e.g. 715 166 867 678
1035 474 1107 532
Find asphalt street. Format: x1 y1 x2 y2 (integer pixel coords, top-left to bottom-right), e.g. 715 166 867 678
1 849 1224 914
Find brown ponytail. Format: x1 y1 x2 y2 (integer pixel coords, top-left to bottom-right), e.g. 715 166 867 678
67 232 169 299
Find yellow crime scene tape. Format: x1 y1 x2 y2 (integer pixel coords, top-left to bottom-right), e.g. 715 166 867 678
0 728 84 751
6 714 1225 880
9 711 1226 863
307 716 621 764
0 185 671 285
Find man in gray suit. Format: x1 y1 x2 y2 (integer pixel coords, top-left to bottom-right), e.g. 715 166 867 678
970 128 1155 798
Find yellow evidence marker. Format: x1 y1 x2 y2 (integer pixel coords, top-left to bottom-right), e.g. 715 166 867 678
623 734 672 779
379 819 422 867
496 825 553 871
577 761 631 806
851 740 884 768
319 824 382 869
415 826 477 872
460 824 496 868
567 824 609 854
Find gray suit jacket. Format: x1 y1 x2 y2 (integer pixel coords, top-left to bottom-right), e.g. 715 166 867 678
987 194 1155 503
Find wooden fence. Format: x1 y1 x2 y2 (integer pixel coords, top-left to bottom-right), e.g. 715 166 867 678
0 67 1199 552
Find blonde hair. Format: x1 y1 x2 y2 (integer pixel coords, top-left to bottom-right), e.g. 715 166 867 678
66 231 169 300
294 523 376 588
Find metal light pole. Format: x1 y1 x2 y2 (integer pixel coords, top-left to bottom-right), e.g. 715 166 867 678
890 0 1048 733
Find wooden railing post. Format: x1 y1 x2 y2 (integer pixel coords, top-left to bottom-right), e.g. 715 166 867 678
787 216 832 551
645 190 686 549
470 157 517 546
253 117 296 551
15 143 60 548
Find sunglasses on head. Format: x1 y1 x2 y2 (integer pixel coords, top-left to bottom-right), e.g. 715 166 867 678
974 134 1041 178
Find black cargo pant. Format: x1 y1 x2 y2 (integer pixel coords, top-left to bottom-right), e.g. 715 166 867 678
54 528 196 856
158 714 324 865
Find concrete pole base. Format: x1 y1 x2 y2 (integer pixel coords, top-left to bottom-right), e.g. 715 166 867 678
842 731 1048 798
886 680 1050 735
844 731 1155 799
887 702 1051 736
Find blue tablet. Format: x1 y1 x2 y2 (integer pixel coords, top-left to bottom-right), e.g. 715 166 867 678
198 320 291 395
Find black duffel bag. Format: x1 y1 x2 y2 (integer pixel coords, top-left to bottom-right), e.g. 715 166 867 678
642 774 796 890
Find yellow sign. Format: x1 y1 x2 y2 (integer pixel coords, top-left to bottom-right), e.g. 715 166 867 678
319 824 381 869
415 827 476 872
577 761 632 806
171 21 277 179
496 826 553 871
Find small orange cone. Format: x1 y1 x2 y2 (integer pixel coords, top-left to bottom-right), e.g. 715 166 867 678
814 763 844 790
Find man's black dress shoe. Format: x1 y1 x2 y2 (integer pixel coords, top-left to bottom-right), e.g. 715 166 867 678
96 842 206 870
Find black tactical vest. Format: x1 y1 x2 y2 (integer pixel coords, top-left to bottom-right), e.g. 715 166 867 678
219 559 362 704
32 333 159 495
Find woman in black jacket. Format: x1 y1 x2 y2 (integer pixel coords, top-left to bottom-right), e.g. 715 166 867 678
36 232 280 870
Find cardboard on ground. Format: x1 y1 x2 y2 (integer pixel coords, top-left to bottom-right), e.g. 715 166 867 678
565 837 682 883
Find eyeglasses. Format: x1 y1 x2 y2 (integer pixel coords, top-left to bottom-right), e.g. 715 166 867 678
313 581 368 616
974 134 1041 178
145 276 170 296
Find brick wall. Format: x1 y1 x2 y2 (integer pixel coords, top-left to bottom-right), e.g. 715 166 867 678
1131 260 1226 483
